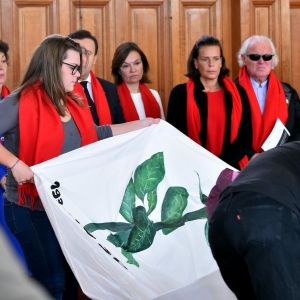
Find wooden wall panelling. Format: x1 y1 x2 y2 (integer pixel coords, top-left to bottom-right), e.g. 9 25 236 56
70 0 115 80
58 0 71 35
0 0 3 37
115 0 170 111
279 0 291 83
4 0 57 90
1 0 14 89
239 0 291 82
289 0 300 95
231 0 241 79
170 0 232 92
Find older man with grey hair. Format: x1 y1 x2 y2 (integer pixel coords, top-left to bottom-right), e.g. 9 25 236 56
235 35 300 158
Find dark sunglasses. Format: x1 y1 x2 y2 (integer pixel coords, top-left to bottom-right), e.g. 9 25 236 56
62 62 81 75
246 54 274 61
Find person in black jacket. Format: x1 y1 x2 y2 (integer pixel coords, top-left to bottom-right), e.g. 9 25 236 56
68 30 125 125
236 35 300 158
167 35 252 169
209 141 300 300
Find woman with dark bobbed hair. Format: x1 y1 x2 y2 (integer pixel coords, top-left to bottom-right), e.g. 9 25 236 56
112 42 165 121
167 35 252 169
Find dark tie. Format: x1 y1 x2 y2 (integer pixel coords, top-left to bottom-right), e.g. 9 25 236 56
80 81 99 125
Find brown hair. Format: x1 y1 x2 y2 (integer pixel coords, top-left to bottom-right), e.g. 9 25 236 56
19 35 83 116
186 35 229 82
0 40 9 62
111 42 151 85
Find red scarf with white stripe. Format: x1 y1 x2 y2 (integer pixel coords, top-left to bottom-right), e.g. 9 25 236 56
117 82 160 121
89 71 112 124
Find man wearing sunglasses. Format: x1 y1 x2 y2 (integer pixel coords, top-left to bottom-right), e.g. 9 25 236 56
236 35 300 158
68 30 124 125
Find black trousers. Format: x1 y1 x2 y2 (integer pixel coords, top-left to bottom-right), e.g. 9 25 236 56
209 191 300 300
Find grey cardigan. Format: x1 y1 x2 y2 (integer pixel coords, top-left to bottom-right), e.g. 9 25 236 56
0 92 112 209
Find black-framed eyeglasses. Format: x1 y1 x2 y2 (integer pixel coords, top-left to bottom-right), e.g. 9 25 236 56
246 54 274 61
62 62 81 75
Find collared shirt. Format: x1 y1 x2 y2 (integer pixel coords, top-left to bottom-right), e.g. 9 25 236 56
250 77 268 113
79 73 94 101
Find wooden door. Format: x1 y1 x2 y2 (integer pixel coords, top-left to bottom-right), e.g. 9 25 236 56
0 0 299 111
113 0 170 112
238 0 291 82
0 0 58 90
170 0 232 91
290 0 300 95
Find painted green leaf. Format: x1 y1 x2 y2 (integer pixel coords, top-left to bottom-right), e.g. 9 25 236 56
147 189 157 216
201 194 208 205
107 230 131 248
134 152 165 201
124 206 156 253
196 171 208 205
84 222 133 233
119 178 136 223
155 206 207 232
161 186 188 234
121 249 139 267
204 220 209 245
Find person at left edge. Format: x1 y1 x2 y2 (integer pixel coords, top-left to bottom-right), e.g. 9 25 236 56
0 40 10 98
68 29 125 125
0 39 27 270
0 34 159 299
167 35 252 170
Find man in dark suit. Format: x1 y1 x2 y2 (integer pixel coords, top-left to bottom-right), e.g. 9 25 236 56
68 30 124 125
209 141 300 300
235 35 300 159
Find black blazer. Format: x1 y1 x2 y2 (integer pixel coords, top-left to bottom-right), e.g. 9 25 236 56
281 82 300 142
167 78 253 169
97 77 125 124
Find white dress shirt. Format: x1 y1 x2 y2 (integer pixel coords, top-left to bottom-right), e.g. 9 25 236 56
250 77 268 113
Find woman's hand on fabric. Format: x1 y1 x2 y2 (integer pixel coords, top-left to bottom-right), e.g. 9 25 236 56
110 117 160 136
143 117 160 126
11 160 34 185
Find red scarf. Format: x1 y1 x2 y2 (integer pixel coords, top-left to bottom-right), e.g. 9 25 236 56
186 77 248 168
89 71 112 124
18 81 98 209
117 82 161 121
1 85 10 98
238 66 288 152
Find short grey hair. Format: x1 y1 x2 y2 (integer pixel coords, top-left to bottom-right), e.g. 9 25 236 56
237 35 279 69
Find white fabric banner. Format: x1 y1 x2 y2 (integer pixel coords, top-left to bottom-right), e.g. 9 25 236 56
32 121 236 300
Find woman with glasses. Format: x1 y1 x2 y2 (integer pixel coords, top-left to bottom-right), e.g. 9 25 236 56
0 34 159 299
236 35 300 155
167 35 252 170
112 42 165 121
